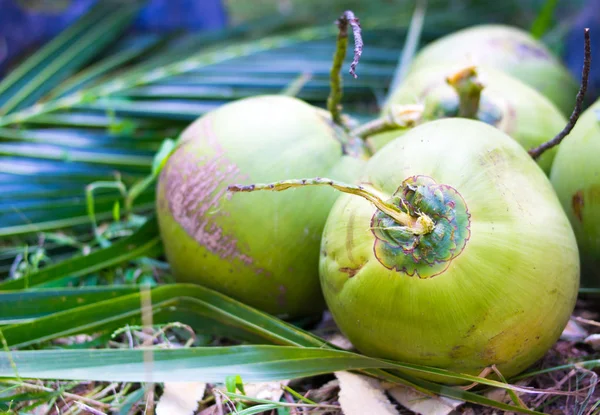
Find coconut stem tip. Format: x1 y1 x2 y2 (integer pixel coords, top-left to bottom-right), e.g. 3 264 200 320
339 11 363 79
227 178 434 235
327 10 363 128
446 66 484 119
350 104 424 139
528 27 591 159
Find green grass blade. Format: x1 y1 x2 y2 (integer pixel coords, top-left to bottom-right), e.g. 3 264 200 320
388 371 544 415
512 359 600 381
530 0 559 39
0 143 154 167
0 345 546 414
0 284 567 400
0 345 458 383
0 278 556 414
0 285 323 347
0 217 160 285
235 404 280 415
0 286 138 323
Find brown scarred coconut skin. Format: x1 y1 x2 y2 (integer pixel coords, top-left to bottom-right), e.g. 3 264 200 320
156 95 367 318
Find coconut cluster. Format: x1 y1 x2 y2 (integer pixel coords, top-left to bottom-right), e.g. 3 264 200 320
157 22 590 383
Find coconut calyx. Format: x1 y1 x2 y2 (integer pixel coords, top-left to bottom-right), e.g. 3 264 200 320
228 175 471 277
370 175 471 278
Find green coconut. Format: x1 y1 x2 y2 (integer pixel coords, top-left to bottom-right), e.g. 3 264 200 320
550 99 600 287
369 64 567 174
230 118 579 381
156 95 368 318
407 24 579 116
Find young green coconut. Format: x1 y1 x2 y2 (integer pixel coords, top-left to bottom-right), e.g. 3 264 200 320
406 24 579 116
550 98 600 287
228 118 580 382
367 64 567 173
156 12 417 318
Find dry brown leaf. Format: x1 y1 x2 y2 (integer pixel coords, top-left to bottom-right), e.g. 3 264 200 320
560 319 588 342
386 384 463 415
326 333 354 350
31 404 51 414
308 378 339 402
584 333 600 350
484 387 510 404
335 371 399 415
243 380 289 402
155 382 206 415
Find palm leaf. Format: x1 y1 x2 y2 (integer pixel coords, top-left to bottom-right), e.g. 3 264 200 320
0 3 515 247
46 33 169 100
0 1 113 105
0 347 552 414
0 283 586 415
0 1 143 115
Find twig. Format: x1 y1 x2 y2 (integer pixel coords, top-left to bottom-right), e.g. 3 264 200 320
577 367 599 415
350 104 423 139
284 391 300 415
532 369 577 407
491 365 527 409
143 385 155 415
90 382 120 401
573 316 600 328
4 380 110 409
459 367 493 391
528 28 591 159
140 283 155 415
327 10 363 127
74 401 107 415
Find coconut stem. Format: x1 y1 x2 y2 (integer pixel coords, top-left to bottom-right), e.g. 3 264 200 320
327 11 363 129
528 28 591 160
446 66 484 119
350 104 423 139
228 177 435 235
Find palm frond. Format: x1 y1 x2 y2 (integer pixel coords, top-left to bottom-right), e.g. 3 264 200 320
0 1 143 115
0 2 520 251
